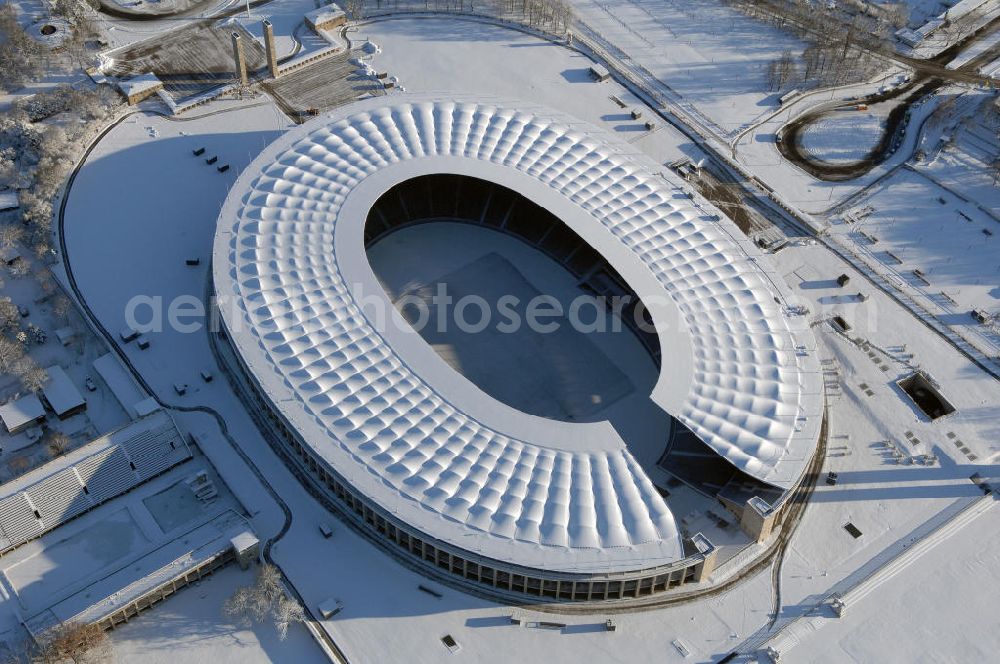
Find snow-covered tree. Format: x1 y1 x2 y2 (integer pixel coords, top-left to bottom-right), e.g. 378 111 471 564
0 224 23 248
224 564 305 640
0 336 25 372
46 431 71 458
16 358 48 392
0 297 19 329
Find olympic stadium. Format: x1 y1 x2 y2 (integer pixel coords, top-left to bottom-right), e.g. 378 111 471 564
212 95 824 603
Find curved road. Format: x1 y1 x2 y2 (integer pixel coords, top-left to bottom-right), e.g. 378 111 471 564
778 18 1000 181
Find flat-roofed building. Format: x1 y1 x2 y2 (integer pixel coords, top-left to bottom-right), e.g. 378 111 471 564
41 366 86 420
117 73 164 105
305 6 347 32
0 394 45 435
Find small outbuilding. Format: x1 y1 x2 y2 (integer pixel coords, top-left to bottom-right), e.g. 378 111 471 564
589 63 610 82
0 191 19 212
0 246 22 266
0 394 46 434
117 73 164 105
230 531 260 570
305 6 347 32
54 326 75 347
41 365 87 420
134 397 161 418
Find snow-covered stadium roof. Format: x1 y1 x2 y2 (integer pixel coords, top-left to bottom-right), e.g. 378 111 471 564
214 95 822 573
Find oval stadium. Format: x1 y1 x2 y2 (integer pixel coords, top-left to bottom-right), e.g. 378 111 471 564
212 95 824 603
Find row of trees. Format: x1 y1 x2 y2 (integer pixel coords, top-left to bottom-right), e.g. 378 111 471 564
0 5 45 93
340 0 574 34
728 0 898 89
0 85 121 256
766 49 798 90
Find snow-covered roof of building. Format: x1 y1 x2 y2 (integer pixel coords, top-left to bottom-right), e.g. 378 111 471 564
0 394 45 433
41 365 86 417
93 353 147 418
230 530 259 553
116 72 163 98
213 95 823 573
54 326 74 345
305 5 346 28
0 190 19 211
0 246 20 264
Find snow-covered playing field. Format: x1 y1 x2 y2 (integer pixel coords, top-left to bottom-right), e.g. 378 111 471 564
368 221 671 466
800 111 887 164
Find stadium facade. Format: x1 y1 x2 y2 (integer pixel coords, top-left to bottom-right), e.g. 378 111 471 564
212 96 823 601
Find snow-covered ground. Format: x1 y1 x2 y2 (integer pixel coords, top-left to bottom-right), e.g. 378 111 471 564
916 95 1000 212
799 111 887 165
777 495 1000 662
921 145 1000 212
569 0 808 138
361 16 700 167
828 167 1000 357
763 239 1000 661
108 565 325 664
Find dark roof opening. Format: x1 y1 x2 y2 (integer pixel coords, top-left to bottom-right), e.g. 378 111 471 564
897 371 956 420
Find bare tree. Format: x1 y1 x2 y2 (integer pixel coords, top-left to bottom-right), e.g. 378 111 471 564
0 297 19 329
35 622 110 664
46 431 71 458
343 0 365 20
883 2 909 29
6 455 30 475
8 257 29 278
224 564 305 640
0 336 24 372
17 359 48 393
767 50 798 90
52 295 72 320
0 5 45 93
0 224 23 248
273 594 306 640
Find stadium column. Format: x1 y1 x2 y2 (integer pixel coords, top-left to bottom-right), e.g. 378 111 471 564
263 20 279 79
232 32 249 87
